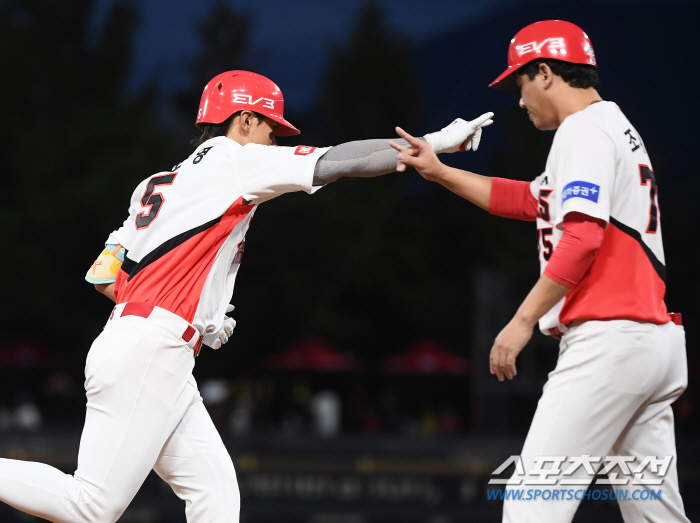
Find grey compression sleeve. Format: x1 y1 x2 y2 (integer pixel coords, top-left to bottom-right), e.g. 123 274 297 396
312 138 417 186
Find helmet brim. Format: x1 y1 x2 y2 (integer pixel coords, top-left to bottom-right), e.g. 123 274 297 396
489 66 521 93
272 116 301 137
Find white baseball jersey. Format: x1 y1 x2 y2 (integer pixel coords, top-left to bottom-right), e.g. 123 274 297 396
532 101 669 332
106 137 329 338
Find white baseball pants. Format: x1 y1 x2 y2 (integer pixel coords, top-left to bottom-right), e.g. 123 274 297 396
503 319 689 523
0 304 240 523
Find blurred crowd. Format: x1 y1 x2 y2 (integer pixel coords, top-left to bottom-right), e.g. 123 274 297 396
1 336 696 437
0 337 470 437
0 371 468 437
201 376 465 438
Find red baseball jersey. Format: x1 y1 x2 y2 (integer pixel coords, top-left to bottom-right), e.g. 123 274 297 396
106 137 329 339
532 101 669 332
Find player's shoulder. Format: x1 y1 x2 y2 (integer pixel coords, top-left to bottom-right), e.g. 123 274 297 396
555 101 622 147
131 175 152 197
561 101 627 131
126 170 166 205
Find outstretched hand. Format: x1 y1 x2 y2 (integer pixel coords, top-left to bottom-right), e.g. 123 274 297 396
389 127 446 181
424 112 494 154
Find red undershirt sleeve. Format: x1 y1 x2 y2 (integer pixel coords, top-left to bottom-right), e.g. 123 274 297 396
544 213 606 288
489 177 538 221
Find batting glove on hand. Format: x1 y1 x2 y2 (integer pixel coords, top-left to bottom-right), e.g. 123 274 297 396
211 304 236 350
424 112 494 154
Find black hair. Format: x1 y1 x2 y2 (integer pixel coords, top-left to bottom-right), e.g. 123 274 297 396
191 111 266 147
517 59 600 90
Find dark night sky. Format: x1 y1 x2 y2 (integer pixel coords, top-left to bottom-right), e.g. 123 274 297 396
91 0 698 111
91 0 501 108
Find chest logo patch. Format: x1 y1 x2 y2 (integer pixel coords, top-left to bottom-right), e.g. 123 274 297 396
294 145 317 156
562 181 600 204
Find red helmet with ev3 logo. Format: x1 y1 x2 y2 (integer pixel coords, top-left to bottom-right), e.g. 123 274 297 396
490 20 597 93
196 70 300 136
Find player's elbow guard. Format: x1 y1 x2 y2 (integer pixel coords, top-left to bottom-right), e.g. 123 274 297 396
86 244 125 284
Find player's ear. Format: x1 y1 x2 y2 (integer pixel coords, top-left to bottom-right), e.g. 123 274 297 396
240 110 255 130
539 63 554 89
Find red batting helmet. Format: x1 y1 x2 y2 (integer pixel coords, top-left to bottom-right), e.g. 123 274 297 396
489 20 597 93
196 70 300 136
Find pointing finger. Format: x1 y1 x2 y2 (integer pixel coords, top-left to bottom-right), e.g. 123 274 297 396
388 140 411 154
395 126 424 148
471 112 495 128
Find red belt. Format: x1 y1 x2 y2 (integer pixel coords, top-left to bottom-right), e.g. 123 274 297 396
548 313 683 340
117 302 203 357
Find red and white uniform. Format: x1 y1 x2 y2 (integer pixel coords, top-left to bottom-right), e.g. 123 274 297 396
531 101 669 332
0 138 329 523
500 102 689 523
108 137 328 343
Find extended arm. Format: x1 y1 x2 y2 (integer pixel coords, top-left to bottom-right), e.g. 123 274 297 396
389 126 540 221
389 126 493 210
313 138 414 186
314 113 493 186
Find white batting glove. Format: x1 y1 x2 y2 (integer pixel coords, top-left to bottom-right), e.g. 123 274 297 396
424 112 494 154
210 304 236 350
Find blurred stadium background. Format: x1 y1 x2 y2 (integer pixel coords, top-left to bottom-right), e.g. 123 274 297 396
1 0 698 521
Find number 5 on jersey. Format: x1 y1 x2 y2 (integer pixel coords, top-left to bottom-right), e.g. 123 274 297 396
538 228 554 262
136 173 177 229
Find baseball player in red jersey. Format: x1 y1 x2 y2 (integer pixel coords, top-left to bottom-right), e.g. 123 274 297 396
390 20 689 523
0 70 492 522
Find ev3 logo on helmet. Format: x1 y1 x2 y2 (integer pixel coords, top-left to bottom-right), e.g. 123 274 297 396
517 37 566 57
231 93 276 109
584 42 597 66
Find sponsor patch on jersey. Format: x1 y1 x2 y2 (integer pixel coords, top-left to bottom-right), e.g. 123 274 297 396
562 181 600 204
294 145 317 156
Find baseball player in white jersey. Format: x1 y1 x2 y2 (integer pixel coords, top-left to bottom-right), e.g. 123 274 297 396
390 20 689 523
0 70 492 522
